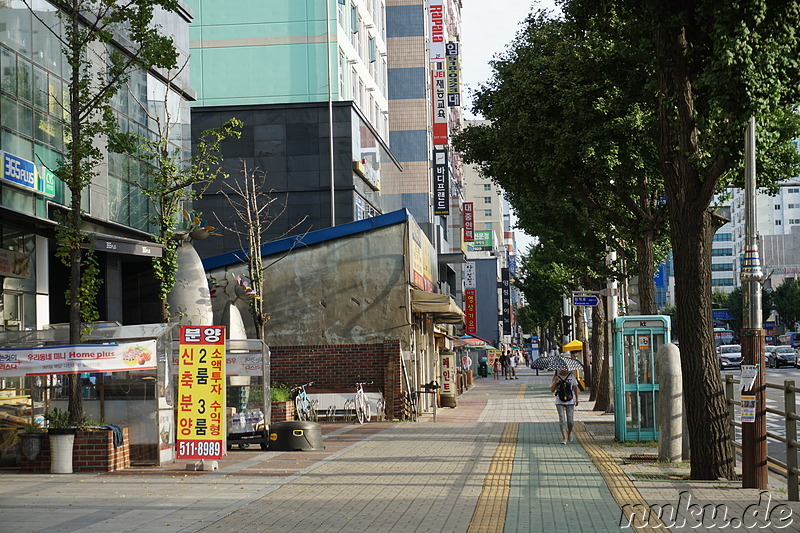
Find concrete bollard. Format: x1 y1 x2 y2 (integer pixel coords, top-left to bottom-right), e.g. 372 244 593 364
656 343 682 462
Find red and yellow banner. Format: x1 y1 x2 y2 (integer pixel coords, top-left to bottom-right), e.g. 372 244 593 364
464 289 477 334
177 326 226 460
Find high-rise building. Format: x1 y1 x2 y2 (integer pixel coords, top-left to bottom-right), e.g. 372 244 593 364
186 0 400 258
0 1 194 329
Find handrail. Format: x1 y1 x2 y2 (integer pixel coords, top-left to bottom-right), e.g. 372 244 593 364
724 374 799 500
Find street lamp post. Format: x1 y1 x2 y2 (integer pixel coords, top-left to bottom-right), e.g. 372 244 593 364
741 116 767 489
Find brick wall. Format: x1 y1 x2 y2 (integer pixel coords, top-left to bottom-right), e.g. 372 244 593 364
270 401 294 423
21 427 130 473
270 340 405 419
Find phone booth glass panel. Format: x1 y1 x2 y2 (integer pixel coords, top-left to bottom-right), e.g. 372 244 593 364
613 315 670 442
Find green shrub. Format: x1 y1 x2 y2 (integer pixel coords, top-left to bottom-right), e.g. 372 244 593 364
270 383 292 402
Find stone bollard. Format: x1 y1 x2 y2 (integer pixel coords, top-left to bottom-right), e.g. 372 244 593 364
656 343 682 462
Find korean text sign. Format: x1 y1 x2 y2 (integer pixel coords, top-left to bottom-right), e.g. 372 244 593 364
177 326 226 459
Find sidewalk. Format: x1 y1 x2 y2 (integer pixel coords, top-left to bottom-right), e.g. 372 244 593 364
0 366 798 532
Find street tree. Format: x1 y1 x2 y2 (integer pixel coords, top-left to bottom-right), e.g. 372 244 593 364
25 0 181 423
563 0 800 479
772 279 800 332
454 10 669 315
133 69 242 322
214 162 308 340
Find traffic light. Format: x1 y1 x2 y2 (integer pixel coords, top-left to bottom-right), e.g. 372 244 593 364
562 315 573 333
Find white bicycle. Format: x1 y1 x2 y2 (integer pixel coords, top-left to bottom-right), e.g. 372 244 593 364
353 381 372 424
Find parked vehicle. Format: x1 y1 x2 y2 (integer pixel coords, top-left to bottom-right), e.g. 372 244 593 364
717 344 742 370
767 345 797 368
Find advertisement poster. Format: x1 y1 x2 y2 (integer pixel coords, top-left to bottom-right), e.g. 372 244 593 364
0 340 157 377
741 394 756 423
0 248 31 279
177 326 226 460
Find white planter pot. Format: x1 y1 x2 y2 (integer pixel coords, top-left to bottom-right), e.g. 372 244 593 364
49 433 75 474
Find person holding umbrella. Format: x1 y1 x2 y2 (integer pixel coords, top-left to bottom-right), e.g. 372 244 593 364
530 352 583 445
550 367 579 444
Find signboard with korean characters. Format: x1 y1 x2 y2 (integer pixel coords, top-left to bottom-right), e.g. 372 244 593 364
1 151 56 196
177 326 226 460
440 351 457 400
0 340 156 377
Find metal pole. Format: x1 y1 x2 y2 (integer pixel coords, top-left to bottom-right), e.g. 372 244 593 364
606 251 618 414
784 379 798 501
325 0 336 226
741 116 767 489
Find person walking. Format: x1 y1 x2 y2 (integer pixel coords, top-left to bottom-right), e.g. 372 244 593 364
500 352 509 379
550 368 579 444
492 357 501 380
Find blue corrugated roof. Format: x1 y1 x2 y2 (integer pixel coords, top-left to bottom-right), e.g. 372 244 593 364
202 209 411 270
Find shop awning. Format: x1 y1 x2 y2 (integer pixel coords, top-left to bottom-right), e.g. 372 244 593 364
410 289 464 324
562 340 583 352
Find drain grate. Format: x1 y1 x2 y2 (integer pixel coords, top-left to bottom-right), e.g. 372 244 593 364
628 471 687 481
627 453 659 462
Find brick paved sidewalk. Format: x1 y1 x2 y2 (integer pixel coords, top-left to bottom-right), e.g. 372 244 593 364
1 364 798 532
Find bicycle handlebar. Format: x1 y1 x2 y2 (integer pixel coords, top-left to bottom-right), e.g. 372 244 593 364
292 381 314 390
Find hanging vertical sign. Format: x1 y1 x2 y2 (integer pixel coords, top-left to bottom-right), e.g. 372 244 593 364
440 351 457 400
464 261 476 288
500 267 511 335
427 0 446 61
433 149 449 216
464 289 477 334
431 63 449 145
446 43 460 107
463 202 474 241
177 326 226 460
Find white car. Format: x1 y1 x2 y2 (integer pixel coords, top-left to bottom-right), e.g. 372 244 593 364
718 344 742 369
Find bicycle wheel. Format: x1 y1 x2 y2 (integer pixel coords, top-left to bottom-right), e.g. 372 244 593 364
355 393 366 424
364 401 371 423
310 399 319 422
295 395 307 420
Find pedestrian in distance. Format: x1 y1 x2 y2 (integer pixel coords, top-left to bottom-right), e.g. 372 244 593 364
500 352 510 379
550 368 579 444
492 357 500 380
508 351 518 379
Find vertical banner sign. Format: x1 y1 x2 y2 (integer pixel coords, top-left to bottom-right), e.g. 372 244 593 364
463 261 476 288
464 289 477 334
446 43 460 107
177 326 226 460
433 149 449 216
440 351 457 400
463 202 474 241
427 0 446 61
431 63 449 145
500 267 511 335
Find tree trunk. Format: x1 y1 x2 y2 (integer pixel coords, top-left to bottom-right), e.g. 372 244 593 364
653 21 736 480
590 300 606 406
670 208 735 479
635 228 658 314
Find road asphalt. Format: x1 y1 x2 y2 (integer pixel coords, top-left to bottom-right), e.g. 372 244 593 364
1 366 798 532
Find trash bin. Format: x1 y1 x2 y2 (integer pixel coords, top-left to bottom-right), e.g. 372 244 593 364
478 361 488 377
269 421 323 451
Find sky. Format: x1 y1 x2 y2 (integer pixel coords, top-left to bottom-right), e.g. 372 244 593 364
459 0 560 254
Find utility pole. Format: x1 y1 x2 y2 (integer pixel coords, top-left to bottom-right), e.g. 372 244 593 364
741 116 767 489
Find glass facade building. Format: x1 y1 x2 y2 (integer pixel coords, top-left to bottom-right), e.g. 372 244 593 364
0 1 194 466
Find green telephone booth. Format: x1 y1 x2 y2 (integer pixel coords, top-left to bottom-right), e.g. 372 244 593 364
613 315 671 442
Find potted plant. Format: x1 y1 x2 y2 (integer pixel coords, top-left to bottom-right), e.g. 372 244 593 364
17 422 47 462
44 408 85 474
